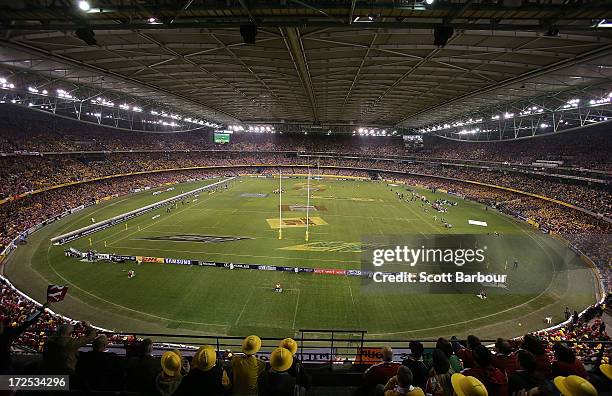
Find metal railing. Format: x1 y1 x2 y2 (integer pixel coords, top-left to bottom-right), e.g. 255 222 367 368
21 329 608 367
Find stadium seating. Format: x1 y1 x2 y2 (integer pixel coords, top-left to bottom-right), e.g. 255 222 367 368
1 276 610 394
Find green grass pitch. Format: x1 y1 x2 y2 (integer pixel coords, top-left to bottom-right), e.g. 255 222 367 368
5 176 599 340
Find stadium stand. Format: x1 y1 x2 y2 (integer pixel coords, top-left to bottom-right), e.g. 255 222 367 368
1 274 610 394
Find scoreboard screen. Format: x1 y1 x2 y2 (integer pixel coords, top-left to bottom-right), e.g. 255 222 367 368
214 133 231 144
403 134 423 148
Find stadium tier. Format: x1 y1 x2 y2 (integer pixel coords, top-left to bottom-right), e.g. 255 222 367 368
1 2 612 394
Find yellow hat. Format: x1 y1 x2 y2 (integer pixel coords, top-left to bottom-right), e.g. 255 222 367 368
270 347 293 372
161 351 182 377
407 388 426 396
279 338 298 355
171 349 183 358
554 376 598 396
599 364 611 380
242 335 262 355
451 373 488 396
193 346 216 372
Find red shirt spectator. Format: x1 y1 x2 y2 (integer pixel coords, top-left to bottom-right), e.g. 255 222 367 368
462 346 508 396
363 346 401 388
552 343 589 379
492 338 519 376
456 335 481 369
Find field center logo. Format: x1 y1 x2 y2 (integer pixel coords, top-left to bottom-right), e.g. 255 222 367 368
136 235 251 243
292 182 326 192
280 204 327 212
280 241 368 253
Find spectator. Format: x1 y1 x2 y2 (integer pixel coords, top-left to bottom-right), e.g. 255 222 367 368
491 338 518 376
402 341 429 390
171 349 190 377
42 321 97 374
521 334 552 378
451 373 488 396
154 351 183 396
552 343 589 379
262 346 304 396
75 334 122 391
600 363 611 381
461 345 508 396
231 335 265 395
436 338 462 373
425 349 454 396
361 346 401 394
125 338 161 393
279 337 311 390
383 366 426 396
508 350 546 394
553 375 598 396
0 301 49 373
456 335 481 369
176 345 230 396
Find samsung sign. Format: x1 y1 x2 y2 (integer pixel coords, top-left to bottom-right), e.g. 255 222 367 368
164 258 192 265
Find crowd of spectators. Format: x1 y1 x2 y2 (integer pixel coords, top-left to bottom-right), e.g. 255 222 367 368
1 153 610 217
420 127 611 170
1 301 311 395
1 104 610 169
1 278 609 395
356 299 610 395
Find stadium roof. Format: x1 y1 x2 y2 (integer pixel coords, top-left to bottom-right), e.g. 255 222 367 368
0 0 611 130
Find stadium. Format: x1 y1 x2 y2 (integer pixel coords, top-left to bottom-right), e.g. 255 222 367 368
0 1 610 395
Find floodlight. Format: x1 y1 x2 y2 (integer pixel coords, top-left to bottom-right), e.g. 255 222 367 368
425 0 434 4
597 19 612 28
78 1 90 11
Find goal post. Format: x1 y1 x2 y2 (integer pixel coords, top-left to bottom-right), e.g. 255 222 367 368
278 169 283 240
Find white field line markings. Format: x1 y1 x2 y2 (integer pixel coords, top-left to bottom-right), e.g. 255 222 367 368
107 193 218 247
235 286 255 325
103 181 232 245
292 289 301 330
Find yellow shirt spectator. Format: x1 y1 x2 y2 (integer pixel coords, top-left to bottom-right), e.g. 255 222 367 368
230 354 265 395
